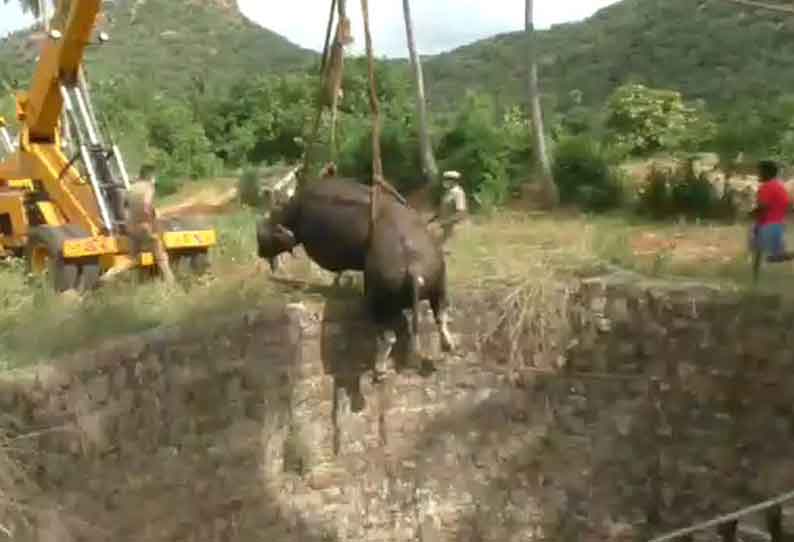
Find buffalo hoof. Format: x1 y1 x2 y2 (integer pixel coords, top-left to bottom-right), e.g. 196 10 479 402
371 368 386 384
440 332 456 353
373 329 397 383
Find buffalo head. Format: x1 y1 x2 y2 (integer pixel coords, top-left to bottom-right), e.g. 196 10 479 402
255 216 297 272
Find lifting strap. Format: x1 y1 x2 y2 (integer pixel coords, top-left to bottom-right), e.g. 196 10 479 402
299 0 343 189
299 0 408 218
360 0 407 231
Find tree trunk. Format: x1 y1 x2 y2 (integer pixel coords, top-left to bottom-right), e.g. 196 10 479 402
526 0 558 208
402 0 438 184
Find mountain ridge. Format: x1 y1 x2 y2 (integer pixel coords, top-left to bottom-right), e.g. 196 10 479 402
2 0 791 119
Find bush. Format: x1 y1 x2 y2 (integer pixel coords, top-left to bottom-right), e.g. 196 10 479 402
636 159 737 221
552 135 625 212
336 111 424 193
670 160 716 218
146 100 222 183
154 175 180 197
636 165 673 220
437 93 529 210
238 167 262 208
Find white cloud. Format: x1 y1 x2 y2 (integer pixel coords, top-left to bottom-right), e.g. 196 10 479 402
238 0 621 58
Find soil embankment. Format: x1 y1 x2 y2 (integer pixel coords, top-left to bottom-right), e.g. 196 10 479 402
2 272 794 540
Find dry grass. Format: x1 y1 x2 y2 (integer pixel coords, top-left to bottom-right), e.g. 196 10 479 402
0 430 37 539
2 193 792 369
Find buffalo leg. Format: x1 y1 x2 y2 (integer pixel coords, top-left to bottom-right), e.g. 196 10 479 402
408 272 424 360
373 327 397 382
403 309 421 363
431 295 455 353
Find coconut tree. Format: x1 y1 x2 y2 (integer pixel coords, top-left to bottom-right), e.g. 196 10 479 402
402 0 438 184
526 0 559 207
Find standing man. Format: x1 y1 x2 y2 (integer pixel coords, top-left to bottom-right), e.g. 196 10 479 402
100 164 175 284
750 159 794 282
432 170 468 245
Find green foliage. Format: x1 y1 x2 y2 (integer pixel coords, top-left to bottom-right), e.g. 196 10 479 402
238 167 261 208
605 84 713 155
636 160 738 221
205 74 317 167
552 135 624 212
421 0 794 124
437 93 531 210
145 100 221 182
0 0 316 100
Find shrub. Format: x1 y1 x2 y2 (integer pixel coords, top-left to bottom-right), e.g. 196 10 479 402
238 167 262 208
552 135 625 212
636 165 673 220
636 159 738 221
670 160 717 218
336 112 424 193
436 93 527 210
146 100 222 182
153 174 180 197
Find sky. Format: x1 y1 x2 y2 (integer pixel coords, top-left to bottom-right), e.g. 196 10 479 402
0 0 621 57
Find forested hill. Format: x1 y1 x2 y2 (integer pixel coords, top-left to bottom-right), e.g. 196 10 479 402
0 0 318 97
3 0 793 116
423 0 794 114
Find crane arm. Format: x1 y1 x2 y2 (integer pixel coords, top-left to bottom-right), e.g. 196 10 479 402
23 0 102 142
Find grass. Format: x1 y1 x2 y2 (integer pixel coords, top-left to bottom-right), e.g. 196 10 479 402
2 188 793 370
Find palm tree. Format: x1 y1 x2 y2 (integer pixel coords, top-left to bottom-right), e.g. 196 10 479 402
402 0 438 184
526 0 559 208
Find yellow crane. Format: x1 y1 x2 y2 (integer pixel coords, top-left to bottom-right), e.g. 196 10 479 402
0 0 217 292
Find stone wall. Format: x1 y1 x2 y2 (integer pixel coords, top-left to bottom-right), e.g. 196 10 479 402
3 272 794 541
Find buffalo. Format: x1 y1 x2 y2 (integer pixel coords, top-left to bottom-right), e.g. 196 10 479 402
256 175 455 377
363 188 455 378
255 176 381 284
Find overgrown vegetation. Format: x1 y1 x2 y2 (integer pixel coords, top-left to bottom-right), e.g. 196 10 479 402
552 135 625 212
636 160 739 222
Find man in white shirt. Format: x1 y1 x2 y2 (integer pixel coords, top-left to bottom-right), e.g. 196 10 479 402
433 170 468 244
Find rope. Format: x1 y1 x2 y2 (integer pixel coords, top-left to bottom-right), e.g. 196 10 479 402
648 489 794 542
299 0 338 189
358 1 407 216
319 0 338 76
327 0 349 160
360 0 383 230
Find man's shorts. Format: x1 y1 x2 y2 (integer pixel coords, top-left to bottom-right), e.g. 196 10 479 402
751 223 786 257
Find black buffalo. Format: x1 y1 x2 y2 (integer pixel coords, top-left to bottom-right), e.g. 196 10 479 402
256 176 455 376
256 177 378 284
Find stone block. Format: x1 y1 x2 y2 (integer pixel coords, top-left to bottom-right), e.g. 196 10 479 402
85 373 111 404
76 406 118 457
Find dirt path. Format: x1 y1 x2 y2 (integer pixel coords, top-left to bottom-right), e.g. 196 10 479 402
158 186 239 219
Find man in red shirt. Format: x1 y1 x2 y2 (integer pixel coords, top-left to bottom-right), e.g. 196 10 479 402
750 160 793 282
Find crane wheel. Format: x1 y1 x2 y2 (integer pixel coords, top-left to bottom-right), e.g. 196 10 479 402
25 226 101 293
174 249 210 276
161 217 212 277
187 250 210 274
